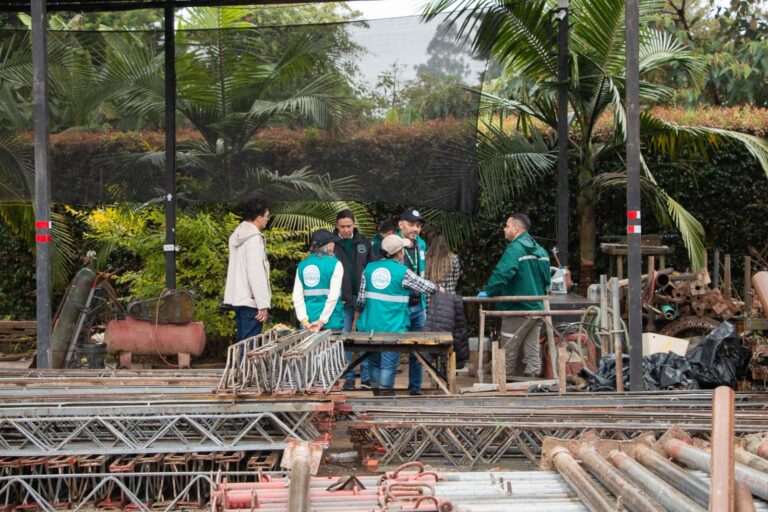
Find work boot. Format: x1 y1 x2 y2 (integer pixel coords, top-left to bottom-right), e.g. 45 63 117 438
360 380 372 390
342 380 355 391
408 388 423 396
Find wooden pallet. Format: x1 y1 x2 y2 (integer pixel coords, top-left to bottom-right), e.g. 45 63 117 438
0 321 36 353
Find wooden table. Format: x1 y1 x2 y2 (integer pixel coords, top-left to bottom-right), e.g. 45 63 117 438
334 331 457 394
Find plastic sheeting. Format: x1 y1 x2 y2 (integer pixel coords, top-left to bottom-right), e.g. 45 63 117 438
577 322 750 391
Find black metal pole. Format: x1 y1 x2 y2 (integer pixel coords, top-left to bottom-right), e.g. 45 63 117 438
555 0 570 268
163 4 177 289
625 0 643 390
32 0 51 369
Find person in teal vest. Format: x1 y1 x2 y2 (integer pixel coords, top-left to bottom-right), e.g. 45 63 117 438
355 234 442 394
397 208 429 395
292 229 345 332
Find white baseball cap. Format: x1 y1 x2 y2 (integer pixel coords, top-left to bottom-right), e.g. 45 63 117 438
381 234 412 255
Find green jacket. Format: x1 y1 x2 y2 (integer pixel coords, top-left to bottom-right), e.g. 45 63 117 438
483 232 551 310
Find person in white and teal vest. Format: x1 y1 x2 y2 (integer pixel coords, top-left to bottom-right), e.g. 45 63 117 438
355 234 443 395
292 230 345 332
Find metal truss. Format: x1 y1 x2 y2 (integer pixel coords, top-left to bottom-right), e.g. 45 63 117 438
0 400 333 457
218 329 346 395
345 392 768 467
0 470 282 512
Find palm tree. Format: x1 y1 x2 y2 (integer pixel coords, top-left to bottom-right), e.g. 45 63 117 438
108 6 371 231
423 0 768 284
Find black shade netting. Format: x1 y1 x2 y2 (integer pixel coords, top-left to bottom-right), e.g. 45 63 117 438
0 13 485 213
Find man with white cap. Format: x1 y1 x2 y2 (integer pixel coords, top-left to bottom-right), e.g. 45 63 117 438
292 229 345 332
355 234 442 395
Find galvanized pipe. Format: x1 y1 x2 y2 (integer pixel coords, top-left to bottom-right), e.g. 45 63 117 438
550 447 615 512
578 445 664 512
635 443 710 507
608 449 704 512
710 385 736 512
287 442 312 512
736 447 768 474
665 438 768 500
611 277 624 392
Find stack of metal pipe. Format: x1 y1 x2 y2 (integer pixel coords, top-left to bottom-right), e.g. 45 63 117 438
544 387 768 512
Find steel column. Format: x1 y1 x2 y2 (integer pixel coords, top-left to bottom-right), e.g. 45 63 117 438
555 0 570 267
31 0 52 369
163 4 177 289
625 0 643 391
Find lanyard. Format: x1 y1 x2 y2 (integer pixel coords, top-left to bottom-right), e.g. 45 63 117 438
404 245 420 274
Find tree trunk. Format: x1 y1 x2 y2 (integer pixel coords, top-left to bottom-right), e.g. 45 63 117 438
577 190 597 293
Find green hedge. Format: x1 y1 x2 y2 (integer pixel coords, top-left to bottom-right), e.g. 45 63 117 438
2 111 767 321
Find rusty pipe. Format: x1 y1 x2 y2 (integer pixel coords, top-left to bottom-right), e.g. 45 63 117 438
710 386 735 512
664 438 768 500
550 447 615 512
746 442 768 460
736 482 756 512
753 271 768 320
635 443 709 508
578 445 664 512
608 449 704 512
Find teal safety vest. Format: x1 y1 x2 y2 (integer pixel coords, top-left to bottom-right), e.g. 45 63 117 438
356 259 410 333
297 253 344 330
397 232 427 310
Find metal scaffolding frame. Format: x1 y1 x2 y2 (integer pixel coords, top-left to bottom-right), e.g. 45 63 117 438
0 399 333 457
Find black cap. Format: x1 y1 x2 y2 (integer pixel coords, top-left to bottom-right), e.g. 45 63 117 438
400 208 425 223
311 229 342 247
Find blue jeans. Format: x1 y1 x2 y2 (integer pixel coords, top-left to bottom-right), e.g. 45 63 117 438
407 305 426 392
342 299 369 384
234 306 263 341
378 305 426 391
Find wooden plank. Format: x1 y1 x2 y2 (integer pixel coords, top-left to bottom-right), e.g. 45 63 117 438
0 321 37 330
447 352 457 395
412 352 450 395
493 347 506 391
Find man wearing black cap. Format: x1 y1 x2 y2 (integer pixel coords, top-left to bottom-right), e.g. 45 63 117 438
398 208 429 395
292 229 345 332
333 209 374 390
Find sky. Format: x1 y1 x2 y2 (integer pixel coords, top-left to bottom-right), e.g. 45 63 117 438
349 0 429 20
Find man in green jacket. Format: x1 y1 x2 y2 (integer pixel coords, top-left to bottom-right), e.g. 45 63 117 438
481 213 551 378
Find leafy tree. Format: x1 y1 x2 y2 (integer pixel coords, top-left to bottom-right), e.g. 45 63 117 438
656 0 768 106
78 206 307 345
423 0 768 285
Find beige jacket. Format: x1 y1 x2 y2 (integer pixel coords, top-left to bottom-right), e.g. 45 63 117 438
223 221 271 309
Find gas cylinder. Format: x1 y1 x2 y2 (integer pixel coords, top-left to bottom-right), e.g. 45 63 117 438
51 267 97 368
104 317 206 359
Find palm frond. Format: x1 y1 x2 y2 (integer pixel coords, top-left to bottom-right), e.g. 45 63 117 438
594 172 706 268
421 208 476 249
639 30 705 89
641 113 768 173
476 122 556 215
268 201 374 235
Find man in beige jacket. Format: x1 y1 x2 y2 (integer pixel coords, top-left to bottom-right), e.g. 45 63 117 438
224 199 271 341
